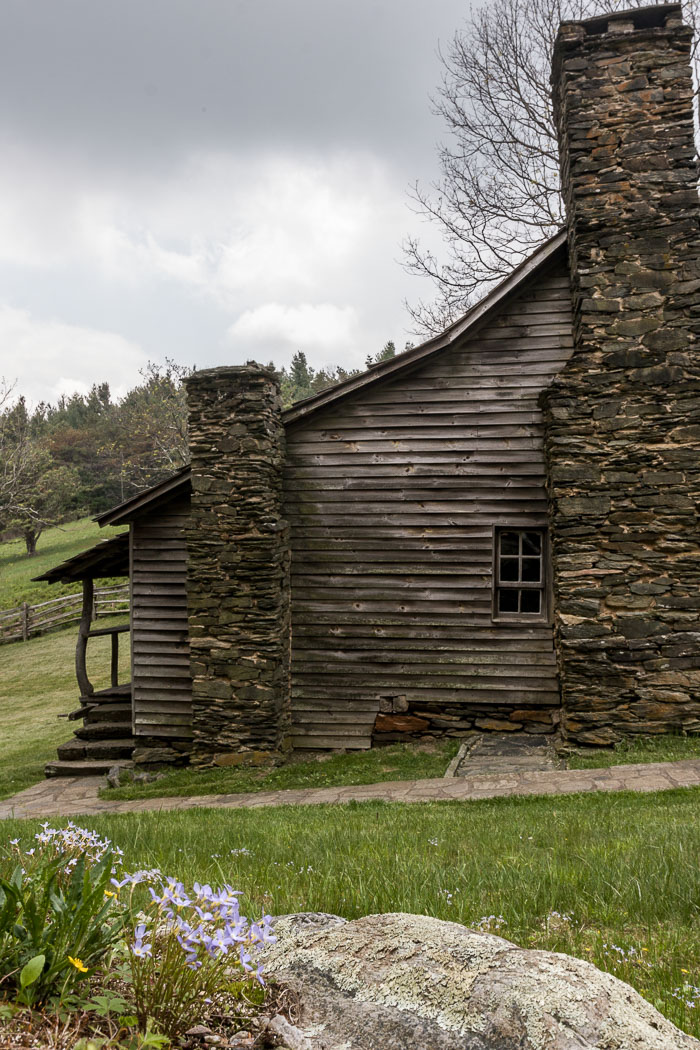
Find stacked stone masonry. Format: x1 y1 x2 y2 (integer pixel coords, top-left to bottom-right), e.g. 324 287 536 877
185 366 291 765
372 700 560 746
544 4 700 745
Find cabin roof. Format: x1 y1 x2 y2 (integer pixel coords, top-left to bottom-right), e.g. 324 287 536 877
32 531 130 583
95 229 567 528
283 230 566 424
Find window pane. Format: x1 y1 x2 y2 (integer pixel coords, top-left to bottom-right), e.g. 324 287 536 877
521 557 541 583
521 590 541 614
500 557 520 582
498 589 519 612
500 532 519 556
522 532 541 555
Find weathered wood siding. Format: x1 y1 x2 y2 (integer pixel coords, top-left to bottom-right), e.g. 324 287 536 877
130 498 193 739
284 259 574 748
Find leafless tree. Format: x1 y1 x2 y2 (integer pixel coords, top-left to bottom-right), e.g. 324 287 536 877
405 0 699 333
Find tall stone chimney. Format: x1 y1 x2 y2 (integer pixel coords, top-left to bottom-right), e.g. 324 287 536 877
184 365 291 765
544 4 700 744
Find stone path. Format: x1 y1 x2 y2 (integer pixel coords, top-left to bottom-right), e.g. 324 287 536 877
2 758 700 820
455 732 560 776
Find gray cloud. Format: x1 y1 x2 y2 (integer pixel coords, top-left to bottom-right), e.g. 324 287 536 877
1 0 466 170
0 0 469 403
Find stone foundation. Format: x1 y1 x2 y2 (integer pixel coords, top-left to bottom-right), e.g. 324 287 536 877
371 700 560 746
185 365 291 764
544 4 700 745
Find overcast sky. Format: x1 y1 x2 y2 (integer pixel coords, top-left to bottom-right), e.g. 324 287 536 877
0 0 469 406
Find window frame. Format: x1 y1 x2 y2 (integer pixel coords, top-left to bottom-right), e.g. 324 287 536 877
492 526 549 623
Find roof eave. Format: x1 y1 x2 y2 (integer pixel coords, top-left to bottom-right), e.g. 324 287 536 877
32 533 130 584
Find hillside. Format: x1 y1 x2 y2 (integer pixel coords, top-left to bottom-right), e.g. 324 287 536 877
0 517 127 609
0 618 130 798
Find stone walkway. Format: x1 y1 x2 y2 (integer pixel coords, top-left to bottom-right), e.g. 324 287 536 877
454 732 560 776
2 758 700 820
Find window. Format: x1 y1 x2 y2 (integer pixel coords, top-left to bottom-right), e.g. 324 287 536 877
494 529 546 619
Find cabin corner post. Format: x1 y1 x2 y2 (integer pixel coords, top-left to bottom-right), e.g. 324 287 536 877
184 364 291 765
543 4 700 745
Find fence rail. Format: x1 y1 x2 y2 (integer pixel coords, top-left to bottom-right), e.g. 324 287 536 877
0 584 130 645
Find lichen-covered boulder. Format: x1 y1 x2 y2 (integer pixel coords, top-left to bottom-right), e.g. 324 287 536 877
259 913 699 1050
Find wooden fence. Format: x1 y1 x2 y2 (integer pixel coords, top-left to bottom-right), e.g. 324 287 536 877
0 584 130 645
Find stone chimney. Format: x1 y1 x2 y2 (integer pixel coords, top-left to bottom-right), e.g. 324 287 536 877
184 365 291 765
544 4 700 744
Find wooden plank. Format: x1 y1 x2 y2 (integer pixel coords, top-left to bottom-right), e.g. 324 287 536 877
131 699 194 714
134 723 193 738
292 686 560 703
291 735 370 750
133 687 194 702
134 712 193 726
295 648 555 667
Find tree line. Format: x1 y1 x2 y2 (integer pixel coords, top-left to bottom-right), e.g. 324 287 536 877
0 344 398 556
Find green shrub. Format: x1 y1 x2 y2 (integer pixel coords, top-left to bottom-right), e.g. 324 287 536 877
0 824 125 1005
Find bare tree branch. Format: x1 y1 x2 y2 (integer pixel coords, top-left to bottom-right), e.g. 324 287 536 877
405 0 700 334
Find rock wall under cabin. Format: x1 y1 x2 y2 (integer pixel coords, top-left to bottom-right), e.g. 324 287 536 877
130 497 193 764
544 5 700 746
284 256 574 749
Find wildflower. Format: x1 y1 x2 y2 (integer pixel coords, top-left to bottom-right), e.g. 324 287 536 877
68 956 88 973
131 923 153 959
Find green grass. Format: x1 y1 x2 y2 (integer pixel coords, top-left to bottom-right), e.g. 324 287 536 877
4 788 700 1037
0 621 129 799
101 739 459 801
104 727 700 804
569 733 700 769
0 516 126 609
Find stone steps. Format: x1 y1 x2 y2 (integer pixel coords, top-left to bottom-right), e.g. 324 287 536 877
56 737 134 763
75 720 134 741
82 702 132 724
45 759 134 779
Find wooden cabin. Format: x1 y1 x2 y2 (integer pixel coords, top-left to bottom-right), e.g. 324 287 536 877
39 234 573 773
39 5 700 774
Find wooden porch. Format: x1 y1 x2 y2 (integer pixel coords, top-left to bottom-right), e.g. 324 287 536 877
33 534 135 777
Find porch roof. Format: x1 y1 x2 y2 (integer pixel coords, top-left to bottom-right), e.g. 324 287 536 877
32 532 130 584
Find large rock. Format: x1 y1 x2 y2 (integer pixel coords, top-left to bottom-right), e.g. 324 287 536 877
260 913 699 1050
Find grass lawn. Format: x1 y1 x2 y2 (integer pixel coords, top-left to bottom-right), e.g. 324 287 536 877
569 733 700 769
0 620 129 799
4 788 700 1038
0 516 126 609
102 739 459 801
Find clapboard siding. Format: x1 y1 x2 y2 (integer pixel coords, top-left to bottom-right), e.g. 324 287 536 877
130 498 193 739
284 260 573 747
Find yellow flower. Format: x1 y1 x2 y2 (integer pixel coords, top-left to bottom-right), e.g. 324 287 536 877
104 890 117 898
681 969 690 974
68 956 88 973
